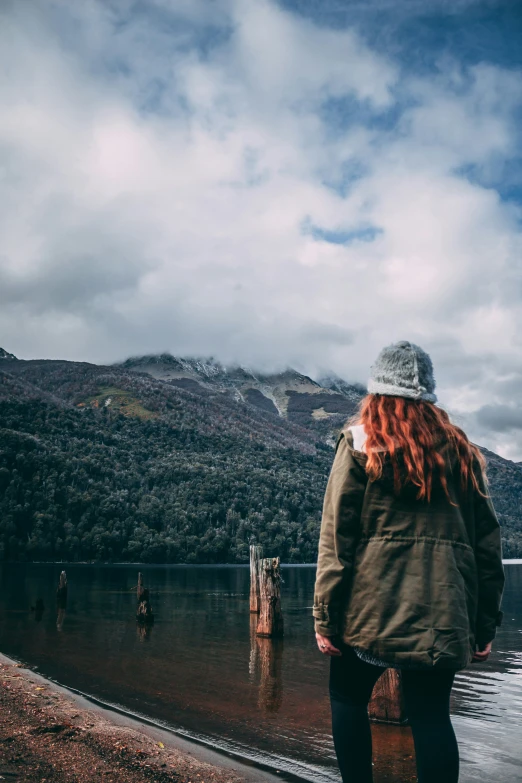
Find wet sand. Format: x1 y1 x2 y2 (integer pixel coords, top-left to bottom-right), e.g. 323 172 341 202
0 653 287 783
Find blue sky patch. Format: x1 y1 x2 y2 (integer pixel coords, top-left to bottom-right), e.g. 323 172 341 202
302 219 383 245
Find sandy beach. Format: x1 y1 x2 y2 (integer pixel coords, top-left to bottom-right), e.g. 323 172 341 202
0 654 286 783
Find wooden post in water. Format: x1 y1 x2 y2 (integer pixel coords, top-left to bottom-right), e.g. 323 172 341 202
55 570 67 631
256 557 284 638
136 572 154 624
369 669 408 724
137 572 145 602
56 571 68 609
249 545 263 613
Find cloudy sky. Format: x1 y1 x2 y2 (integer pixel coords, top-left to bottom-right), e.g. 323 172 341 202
1 0 522 457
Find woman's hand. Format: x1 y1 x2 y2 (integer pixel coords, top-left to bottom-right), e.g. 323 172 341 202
472 641 492 662
316 633 342 656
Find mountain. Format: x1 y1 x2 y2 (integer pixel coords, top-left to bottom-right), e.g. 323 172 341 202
317 372 367 400
118 353 363 435
0 353 336 564
0 347 17 360
0 350 521 563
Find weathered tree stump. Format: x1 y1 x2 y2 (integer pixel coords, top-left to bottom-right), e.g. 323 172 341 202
136 596 155 623
369 669 408 724
249 545 263 613
136 572 154 624
256 557 284 638
56 571 68 609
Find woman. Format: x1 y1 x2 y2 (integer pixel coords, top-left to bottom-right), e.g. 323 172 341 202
313 341 505 783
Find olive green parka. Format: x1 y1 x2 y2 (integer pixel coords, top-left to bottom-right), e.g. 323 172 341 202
313 429 505 670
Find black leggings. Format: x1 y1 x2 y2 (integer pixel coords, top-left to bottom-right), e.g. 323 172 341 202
329 644 459 783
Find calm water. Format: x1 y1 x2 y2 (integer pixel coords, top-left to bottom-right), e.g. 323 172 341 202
0 563 521 782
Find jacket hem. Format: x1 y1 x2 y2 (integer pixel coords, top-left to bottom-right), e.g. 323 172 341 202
341 634 471 670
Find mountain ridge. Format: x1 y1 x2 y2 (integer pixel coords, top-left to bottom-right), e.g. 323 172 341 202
1 349 521 562
116 352 364 431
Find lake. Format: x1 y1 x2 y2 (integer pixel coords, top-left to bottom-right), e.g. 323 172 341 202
0 563 520 782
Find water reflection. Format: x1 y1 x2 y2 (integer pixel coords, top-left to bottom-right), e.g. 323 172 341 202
371 723 416 783
56 570 68 608
249 612 259 681
137 622 153 642
56 570 68 631
249 612 284 712
30 598 45 622
56 607 66 631
257 637 284 713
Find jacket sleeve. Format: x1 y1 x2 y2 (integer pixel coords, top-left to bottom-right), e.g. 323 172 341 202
473 466 505 648
313 432 367 637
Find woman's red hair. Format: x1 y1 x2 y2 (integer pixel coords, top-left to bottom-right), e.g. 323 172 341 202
353 395 486 502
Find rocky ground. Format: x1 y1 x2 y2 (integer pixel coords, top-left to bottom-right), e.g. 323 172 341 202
0 659 248 783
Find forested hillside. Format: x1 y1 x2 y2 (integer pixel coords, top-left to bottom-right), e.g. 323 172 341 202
0 358 333 563
1 352 521 562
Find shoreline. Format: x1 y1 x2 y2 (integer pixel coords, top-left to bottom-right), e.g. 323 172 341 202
2 559 521 566
0 561 267 568
0 652 303 783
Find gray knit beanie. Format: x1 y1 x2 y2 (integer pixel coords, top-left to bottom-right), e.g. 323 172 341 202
368 341 437 403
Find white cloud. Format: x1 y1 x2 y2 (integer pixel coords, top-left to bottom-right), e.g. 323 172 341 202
1 0 522 456
232 0 397 108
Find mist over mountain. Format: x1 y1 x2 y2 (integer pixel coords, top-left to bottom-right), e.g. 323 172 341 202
118 353 363 435
1 348 521 563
